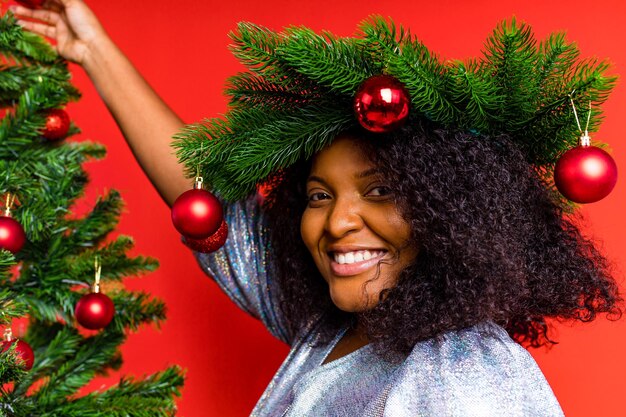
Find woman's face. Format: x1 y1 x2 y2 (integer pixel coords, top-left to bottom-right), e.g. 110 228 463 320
300 134 418 312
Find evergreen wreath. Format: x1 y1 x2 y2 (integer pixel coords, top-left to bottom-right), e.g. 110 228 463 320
173 16 616 203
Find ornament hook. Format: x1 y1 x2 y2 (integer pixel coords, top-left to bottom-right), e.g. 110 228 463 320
93 256 102 293
3 328 12 342
4 193 16 217
568 95 592 147
194 143 204 189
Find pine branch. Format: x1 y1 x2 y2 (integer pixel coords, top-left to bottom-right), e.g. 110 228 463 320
0 81 79 147
536 32 580 89
222 101 354 200
481 18 539 133
174 106 289 182
108 290 167 332
11 325 82 396
278 26 378 95
61 190 124 253
38 367 184 417
513 58 616 168
226 72 324 110
448 60 502 132
29 331 125 404
228 22 294 82
0 13 57 64
0 65 75 107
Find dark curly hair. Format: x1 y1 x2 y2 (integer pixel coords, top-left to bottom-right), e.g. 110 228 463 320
264 119 622 355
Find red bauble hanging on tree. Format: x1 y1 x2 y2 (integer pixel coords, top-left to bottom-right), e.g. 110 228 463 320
354 75 410 133
554 135 618 204
1 329 35 370
182 219 229 253
75 257 115 330
171 177 223 239
41 109 70 141
75 292 115 330
0 194 26 254
0 215 26 254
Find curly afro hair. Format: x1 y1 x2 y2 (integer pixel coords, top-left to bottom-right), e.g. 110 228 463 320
264 120 622 355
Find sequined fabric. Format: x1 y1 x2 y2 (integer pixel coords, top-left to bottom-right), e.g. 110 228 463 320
195 199 565 416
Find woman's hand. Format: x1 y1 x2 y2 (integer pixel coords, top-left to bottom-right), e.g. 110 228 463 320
10 0 107 66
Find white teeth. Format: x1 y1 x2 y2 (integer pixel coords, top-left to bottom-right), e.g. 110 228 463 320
333 250 383 264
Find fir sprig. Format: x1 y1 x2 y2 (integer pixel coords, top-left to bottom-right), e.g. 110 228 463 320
279 26 379 94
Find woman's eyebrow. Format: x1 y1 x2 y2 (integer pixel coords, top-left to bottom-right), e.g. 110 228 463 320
357 168 381 179
306 175 326 185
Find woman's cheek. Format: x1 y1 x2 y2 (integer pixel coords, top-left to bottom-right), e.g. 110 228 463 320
300 209 319 256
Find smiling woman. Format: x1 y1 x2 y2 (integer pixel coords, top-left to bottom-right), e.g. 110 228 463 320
301 134 419 314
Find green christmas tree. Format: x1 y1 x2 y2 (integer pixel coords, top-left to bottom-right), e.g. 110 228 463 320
0 12 184 416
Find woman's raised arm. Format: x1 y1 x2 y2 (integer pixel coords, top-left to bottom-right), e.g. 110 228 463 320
11 0 189 207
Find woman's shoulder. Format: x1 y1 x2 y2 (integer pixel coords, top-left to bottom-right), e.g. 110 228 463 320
432 321 530 367
382 322 564 417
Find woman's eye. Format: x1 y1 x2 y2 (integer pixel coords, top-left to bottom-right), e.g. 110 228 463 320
308 192 330 202
366 186 392 197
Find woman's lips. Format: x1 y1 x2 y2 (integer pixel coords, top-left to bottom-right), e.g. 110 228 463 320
329 251 387 276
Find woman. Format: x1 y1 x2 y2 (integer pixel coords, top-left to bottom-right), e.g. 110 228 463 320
12 1 621 415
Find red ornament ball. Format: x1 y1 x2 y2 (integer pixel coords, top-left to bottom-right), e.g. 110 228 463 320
172 188 223 239
354 75 410 133
0 215 26 254
1 338 35 370
41 109 70 141
15 0 44 8
75 292 115 330
554 145 618 204
182 219 229 253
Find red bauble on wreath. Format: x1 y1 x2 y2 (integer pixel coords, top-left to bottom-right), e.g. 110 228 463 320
0 194 26 254
554 135 618 204
354 75 410 133
172 177 223 239
182 219 229 253
41 109 70 141
555 98 618 204
1 329 35 370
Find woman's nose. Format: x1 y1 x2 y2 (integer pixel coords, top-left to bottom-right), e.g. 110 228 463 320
325 197 364 238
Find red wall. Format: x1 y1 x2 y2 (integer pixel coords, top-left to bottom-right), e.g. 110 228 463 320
18 0 626 415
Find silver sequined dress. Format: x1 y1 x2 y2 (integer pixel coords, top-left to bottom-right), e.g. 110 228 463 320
194 198 565 417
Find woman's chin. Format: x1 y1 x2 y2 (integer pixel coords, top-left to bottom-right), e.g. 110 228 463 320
329 291 372 313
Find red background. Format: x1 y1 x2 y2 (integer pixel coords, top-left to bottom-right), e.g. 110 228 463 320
13 0 626 415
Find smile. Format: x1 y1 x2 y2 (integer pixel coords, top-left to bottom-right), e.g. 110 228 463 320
329 250 387 276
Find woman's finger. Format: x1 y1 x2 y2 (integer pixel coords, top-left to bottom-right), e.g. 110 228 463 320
11 6 60 25
15 19 57 40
